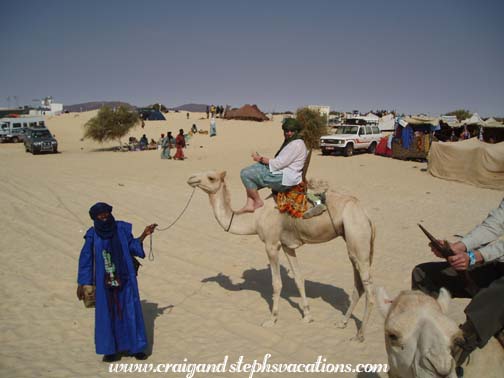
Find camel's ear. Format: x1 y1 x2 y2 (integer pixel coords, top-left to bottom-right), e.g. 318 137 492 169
437 287 451 314
219 171 227 179
376 287 393 318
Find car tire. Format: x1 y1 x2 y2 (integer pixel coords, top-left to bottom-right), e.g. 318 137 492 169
11 137 18 143
344 143 354 157
322 149 330 156
367 142 377 154
53 147 58 153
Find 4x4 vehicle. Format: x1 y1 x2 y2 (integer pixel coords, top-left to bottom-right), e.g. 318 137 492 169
24 128 58 154
320 124 383 157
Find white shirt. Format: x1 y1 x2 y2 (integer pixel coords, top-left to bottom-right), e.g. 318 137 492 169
268 139 308 186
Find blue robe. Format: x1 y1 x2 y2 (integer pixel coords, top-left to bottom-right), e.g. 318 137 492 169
78 221 147 355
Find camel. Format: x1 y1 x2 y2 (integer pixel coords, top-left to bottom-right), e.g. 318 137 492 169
187 170 375 341
376 287 504 378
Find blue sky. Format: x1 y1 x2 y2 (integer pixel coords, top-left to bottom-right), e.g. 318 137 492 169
1 0 503 116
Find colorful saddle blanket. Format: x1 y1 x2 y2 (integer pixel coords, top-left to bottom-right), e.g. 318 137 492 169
275 183 308 218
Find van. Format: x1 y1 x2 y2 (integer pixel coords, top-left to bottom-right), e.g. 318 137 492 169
0 116 46 143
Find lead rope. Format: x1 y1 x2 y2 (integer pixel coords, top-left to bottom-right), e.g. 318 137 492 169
148 187 196 261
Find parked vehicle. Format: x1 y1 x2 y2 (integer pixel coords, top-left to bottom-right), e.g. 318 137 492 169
320 124 383 157
0 116 45 143
24 127 58 154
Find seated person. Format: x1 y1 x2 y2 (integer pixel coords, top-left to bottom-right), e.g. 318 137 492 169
191 124 198 133
238 118 307 213
412 199 504 367
139 134 148 150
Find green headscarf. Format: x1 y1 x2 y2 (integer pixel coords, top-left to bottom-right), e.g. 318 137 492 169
275 118 303 157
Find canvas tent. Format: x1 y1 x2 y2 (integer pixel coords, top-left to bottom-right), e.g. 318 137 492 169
484 118 504 128
462 112 484 126
391 116 438 160
146 110 166 121
138 109 166 121
428 139 504 190
224 104 269 122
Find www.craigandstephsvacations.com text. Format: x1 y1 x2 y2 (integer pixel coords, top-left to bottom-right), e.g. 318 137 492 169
108 354 389 376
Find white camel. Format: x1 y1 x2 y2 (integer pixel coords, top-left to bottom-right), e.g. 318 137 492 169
187 170 375 341
377 287 504 378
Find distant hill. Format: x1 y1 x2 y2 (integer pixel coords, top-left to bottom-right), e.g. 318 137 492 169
170 103 208 112
63 101 135 112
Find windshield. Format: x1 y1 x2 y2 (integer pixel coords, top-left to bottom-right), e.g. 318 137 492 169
334 126 358 135
345 118 368 126
32 130 51 138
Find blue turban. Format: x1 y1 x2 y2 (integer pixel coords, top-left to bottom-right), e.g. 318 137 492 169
89 202 116 239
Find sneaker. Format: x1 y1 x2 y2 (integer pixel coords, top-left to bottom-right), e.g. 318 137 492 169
303 204 327 219
452 322 479 367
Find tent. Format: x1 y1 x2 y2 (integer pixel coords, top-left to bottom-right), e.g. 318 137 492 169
146 110 166 121
224 104 269 122
462 112 484 126
484 118 504 128
428 139 504 190
391 116 438 160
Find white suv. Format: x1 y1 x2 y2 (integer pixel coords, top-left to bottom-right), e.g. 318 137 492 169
320 124 383 157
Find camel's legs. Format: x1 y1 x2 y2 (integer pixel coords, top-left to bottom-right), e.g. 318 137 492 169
338 261 364 330
338 204 374 342
338 259 374 342
262 243 282 327
355 262 374 341
282 245 313 323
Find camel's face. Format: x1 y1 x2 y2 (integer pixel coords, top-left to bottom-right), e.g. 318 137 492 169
187 171 226 194
377 288 459 378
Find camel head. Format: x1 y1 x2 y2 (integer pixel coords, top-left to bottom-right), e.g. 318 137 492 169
187 170 227 194
376 287 460 378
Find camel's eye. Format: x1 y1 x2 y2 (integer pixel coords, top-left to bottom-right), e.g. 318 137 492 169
387 332 401 345
209 177 216 182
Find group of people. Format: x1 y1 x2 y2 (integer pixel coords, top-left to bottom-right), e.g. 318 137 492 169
78 118 503 369
206 104 225 119
159 129 186 160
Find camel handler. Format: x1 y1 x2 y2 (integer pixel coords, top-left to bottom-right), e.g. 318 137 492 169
411 199 504 367
77 202 157 362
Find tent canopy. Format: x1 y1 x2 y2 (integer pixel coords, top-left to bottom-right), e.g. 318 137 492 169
462 112 484 126
224 104 269 122
403 115 439 125
428 139 504 190
484 117 504 128
146 110 166 120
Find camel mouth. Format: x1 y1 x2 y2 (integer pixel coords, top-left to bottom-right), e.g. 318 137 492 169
187 176 201 187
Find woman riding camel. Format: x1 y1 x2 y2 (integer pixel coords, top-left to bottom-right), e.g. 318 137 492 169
238 118 307 213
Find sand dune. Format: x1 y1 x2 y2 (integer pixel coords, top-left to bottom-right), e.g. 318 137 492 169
0 111 501 377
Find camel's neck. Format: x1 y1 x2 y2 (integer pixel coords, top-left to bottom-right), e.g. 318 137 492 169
209 182 257 235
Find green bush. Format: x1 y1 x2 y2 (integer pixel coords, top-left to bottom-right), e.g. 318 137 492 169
84 106 140 148
296 107 328 150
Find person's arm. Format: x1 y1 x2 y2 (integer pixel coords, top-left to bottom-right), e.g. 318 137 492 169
128 224 157 258
268 140 305 171
461 200 504 263
77 230 94 300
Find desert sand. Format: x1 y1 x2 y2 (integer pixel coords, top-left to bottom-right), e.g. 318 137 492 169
0 111 502 377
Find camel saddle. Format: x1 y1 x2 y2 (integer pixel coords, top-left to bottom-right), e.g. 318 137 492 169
274 183 327 219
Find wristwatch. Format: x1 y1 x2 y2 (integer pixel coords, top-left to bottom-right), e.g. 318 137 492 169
467 250 476 266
